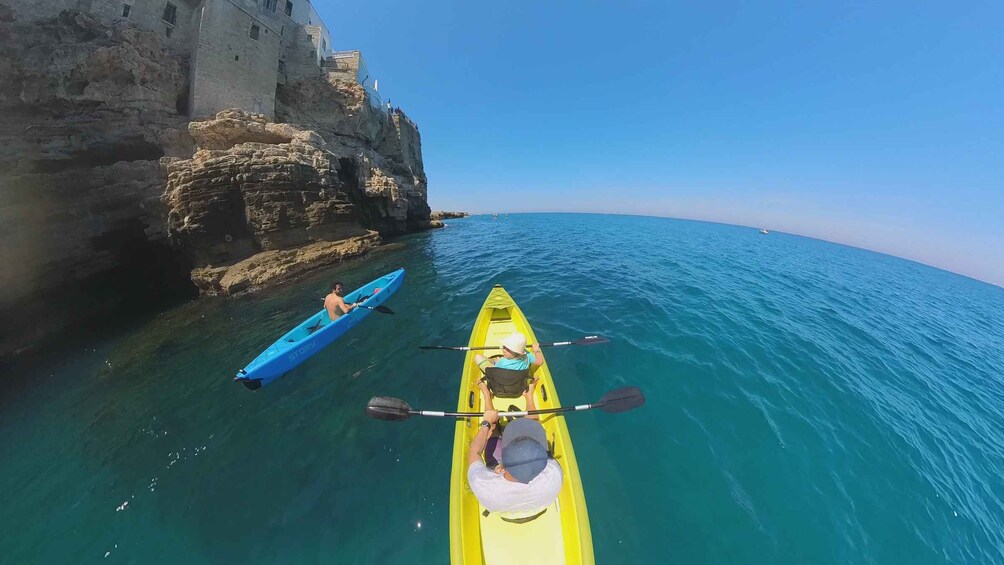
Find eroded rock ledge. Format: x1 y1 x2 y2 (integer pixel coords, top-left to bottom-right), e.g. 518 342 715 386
161 109 430 296
431 211 470 220
191 232 380 296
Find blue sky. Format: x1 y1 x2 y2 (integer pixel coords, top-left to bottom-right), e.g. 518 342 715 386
315 1 1003 285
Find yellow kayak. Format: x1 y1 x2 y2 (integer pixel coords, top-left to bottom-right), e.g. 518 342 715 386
449 285 594 564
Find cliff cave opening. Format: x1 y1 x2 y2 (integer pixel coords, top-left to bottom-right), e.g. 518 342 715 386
1 219 198 360
337 157 384 234
87 219 198 311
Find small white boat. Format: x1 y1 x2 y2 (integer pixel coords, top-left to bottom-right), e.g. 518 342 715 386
759 228 769 234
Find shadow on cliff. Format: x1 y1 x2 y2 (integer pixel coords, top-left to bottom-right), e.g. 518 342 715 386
0 8 198 360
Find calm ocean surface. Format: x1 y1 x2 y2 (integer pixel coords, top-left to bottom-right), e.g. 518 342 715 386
3 213 1003 564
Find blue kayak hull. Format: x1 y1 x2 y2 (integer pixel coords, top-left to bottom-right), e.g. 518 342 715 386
234 268 405 389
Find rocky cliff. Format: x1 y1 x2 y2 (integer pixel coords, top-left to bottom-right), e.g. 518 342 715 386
160 108 427 296
0 8 195 358
0 7 434 357
159 70 434 296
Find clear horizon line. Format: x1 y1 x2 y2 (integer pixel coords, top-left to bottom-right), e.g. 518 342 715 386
450 210 1004 288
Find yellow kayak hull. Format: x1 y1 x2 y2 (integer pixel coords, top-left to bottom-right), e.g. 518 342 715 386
449 285 594 564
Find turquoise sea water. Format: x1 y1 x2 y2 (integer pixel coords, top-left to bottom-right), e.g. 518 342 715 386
3 213 1004 564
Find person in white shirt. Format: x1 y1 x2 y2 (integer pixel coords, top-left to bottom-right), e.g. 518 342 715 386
466 410 563 520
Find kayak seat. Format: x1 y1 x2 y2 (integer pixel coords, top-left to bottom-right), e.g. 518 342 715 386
483 367 531 399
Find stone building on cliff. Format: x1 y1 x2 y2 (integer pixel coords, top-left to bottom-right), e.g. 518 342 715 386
5 0 383 119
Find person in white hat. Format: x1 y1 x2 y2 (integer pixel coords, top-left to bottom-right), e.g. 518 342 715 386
473 332 545 414
473 331 543 373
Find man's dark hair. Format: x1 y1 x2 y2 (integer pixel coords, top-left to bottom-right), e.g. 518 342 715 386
332 281 343 290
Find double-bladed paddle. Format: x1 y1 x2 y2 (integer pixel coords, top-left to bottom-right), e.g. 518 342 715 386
418 335 609 351
365 386 645 422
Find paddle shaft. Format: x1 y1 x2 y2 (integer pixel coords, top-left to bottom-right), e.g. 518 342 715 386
365 386 643 422
465 340 576 351
421 335 606 351
410 403 602 419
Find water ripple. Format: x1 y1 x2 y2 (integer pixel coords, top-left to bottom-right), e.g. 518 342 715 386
1 214 1003 564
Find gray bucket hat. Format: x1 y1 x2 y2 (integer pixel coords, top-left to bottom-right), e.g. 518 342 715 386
500 418 549 483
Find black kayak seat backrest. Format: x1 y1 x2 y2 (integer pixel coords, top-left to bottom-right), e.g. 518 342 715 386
484 367 531 398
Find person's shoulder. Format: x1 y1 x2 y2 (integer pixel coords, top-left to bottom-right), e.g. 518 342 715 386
545 459 563 478
467 461 494 484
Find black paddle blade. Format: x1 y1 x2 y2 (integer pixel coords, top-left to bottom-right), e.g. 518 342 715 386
597 387 645 413
374 305 394 314
574 335 610 346
365 396 413 421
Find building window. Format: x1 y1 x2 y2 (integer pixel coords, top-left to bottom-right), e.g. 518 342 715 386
162 2 177 24
121 4 131 17
165 26 173 37
321 38 326 53
235 55 239 61
309 49 314 59
264 0 277 13
249 24 260 40
284 0 292 16
278 60 285 73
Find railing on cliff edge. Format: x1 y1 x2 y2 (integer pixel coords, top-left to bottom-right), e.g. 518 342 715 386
322 52 386 113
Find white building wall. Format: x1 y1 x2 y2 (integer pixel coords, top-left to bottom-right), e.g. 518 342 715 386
190 0 283 118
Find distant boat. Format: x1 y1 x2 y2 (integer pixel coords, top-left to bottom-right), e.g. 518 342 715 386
759 228 769 234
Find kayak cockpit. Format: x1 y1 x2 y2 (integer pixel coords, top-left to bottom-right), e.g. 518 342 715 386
479 498 567 564
283 313 332 342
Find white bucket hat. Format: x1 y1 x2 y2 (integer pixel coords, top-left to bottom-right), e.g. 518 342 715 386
501 332 527 355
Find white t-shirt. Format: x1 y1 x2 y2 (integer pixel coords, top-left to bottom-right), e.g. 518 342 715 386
467 459 563 518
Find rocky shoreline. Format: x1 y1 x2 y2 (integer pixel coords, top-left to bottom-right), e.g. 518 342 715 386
0 8 437 357
430 211 470 220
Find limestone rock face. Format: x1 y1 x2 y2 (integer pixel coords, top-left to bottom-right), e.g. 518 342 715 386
0 8 195 357
160 109 429 294
161 81 435 296
276 74 431 234
162 111 365 267
190 232 380 296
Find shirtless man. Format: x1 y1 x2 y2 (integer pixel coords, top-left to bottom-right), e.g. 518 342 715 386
323 281 358 321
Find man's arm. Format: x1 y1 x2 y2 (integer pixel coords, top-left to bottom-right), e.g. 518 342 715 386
467 409 499 466
336 297 358 315
523 379 539 421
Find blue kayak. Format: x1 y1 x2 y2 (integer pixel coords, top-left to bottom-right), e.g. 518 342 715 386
234 268 405 389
